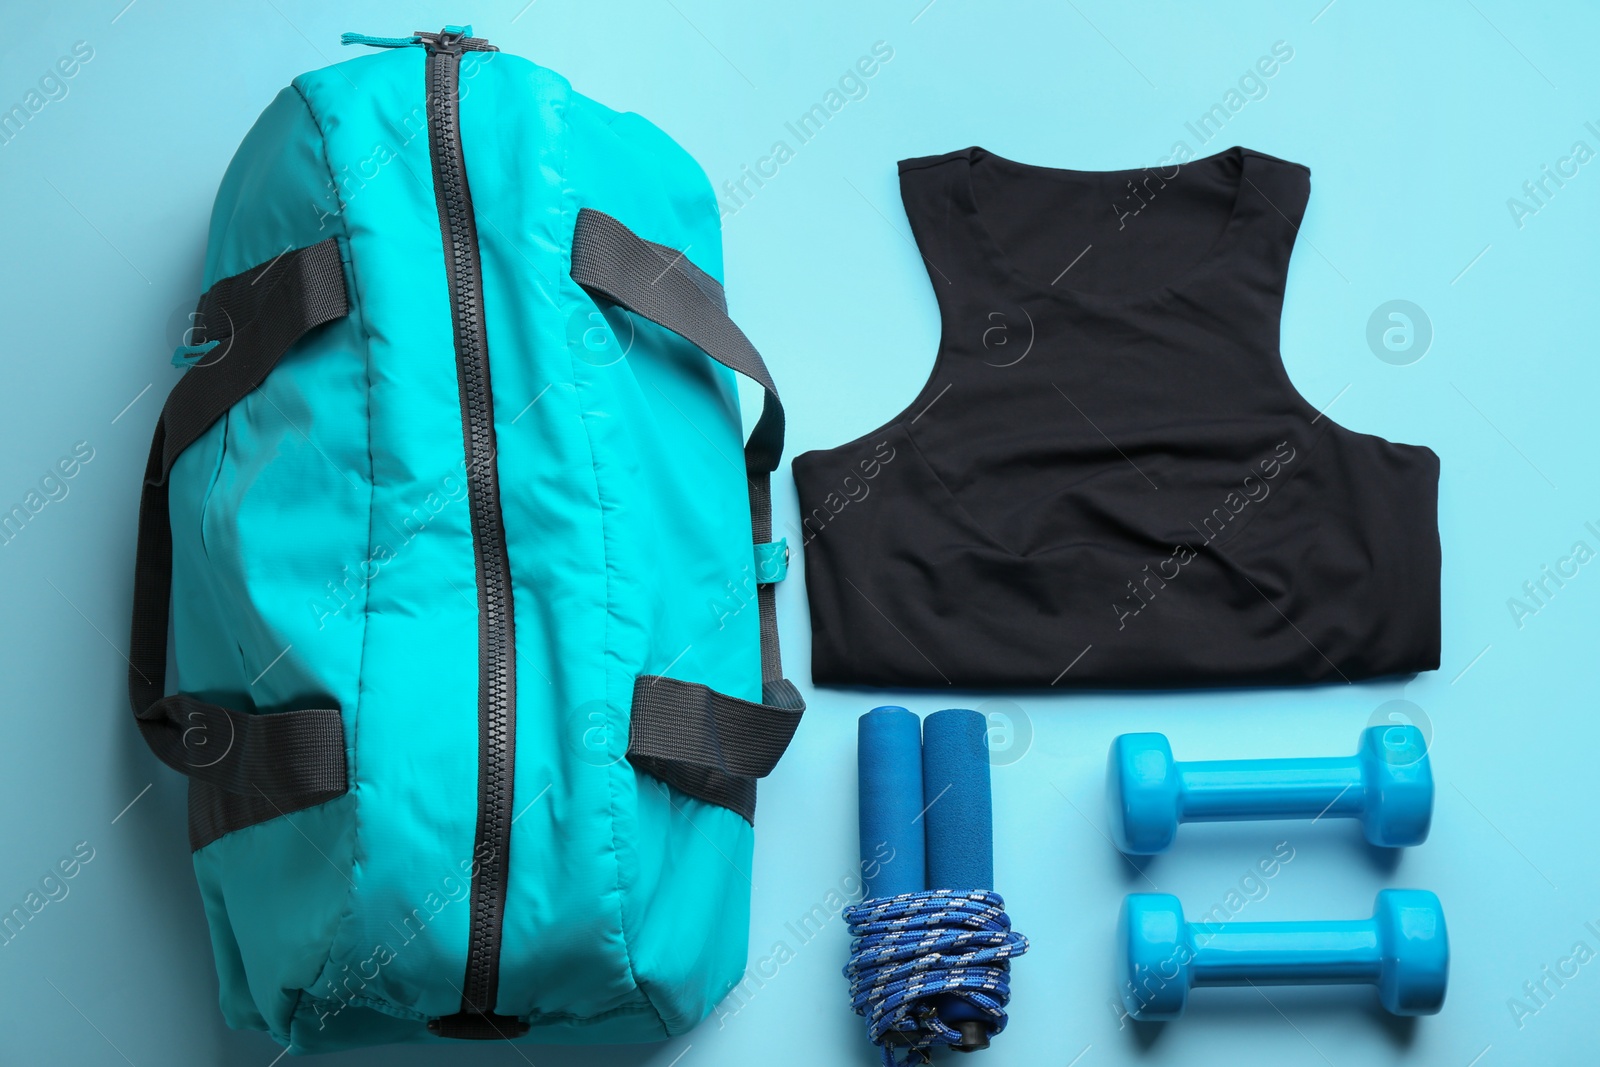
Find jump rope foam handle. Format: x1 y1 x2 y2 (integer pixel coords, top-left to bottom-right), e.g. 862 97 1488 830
921 708 996 1044
858 706 927 899
922 709 994 890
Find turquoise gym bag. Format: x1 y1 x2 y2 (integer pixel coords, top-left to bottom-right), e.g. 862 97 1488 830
126 26 804 1051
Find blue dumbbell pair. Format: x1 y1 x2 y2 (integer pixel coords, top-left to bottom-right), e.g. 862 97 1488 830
1107 726 1448 1021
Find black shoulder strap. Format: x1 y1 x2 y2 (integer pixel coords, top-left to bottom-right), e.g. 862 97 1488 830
130 239 351 850
571 208 804 823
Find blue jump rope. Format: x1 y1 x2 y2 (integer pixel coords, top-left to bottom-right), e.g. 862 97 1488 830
845 707 1029 1066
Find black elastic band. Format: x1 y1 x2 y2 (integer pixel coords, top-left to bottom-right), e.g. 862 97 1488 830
629 676 805 822
570 208 804 821
129 239 351 850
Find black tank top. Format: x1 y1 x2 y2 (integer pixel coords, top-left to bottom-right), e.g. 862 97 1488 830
791 146 1440 689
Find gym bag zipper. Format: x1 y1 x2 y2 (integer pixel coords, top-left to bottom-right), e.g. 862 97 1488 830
346 25 526 1039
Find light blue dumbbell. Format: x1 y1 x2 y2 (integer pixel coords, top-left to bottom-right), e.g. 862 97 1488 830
1118 889 1449 1019
1107 726 1432 854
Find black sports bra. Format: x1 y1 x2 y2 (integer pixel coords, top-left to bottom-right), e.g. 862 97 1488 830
791 147 1440 689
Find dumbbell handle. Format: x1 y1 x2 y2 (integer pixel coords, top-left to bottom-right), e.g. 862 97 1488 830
1177 755 1365 822
1189 918 1381 987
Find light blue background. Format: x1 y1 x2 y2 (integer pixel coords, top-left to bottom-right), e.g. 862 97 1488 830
1 1 1596 1064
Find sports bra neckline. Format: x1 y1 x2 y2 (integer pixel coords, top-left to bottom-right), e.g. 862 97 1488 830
960 145 1258 304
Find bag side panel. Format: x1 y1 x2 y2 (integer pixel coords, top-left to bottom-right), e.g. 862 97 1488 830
170 85 369 1042
561 95 762 1035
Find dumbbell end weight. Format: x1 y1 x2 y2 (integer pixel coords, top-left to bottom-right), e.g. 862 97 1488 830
1357 726 1434 849
1117 893 1192 1020
1106 733 1182 855
1373 888 1449 1015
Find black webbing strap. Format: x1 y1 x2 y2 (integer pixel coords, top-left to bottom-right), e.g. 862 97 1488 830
628 677 806 822
130 238 351 850
571 207 804 823
571 209 783 473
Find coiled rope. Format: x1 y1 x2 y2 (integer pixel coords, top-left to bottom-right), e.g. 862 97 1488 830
842 888 1029 1067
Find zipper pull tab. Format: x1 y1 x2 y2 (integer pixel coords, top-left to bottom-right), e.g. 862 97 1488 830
340 31 423 49
417 25 498 54
428 27 468 55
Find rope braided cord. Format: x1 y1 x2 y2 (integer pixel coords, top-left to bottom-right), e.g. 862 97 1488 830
842 889 1029 1067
